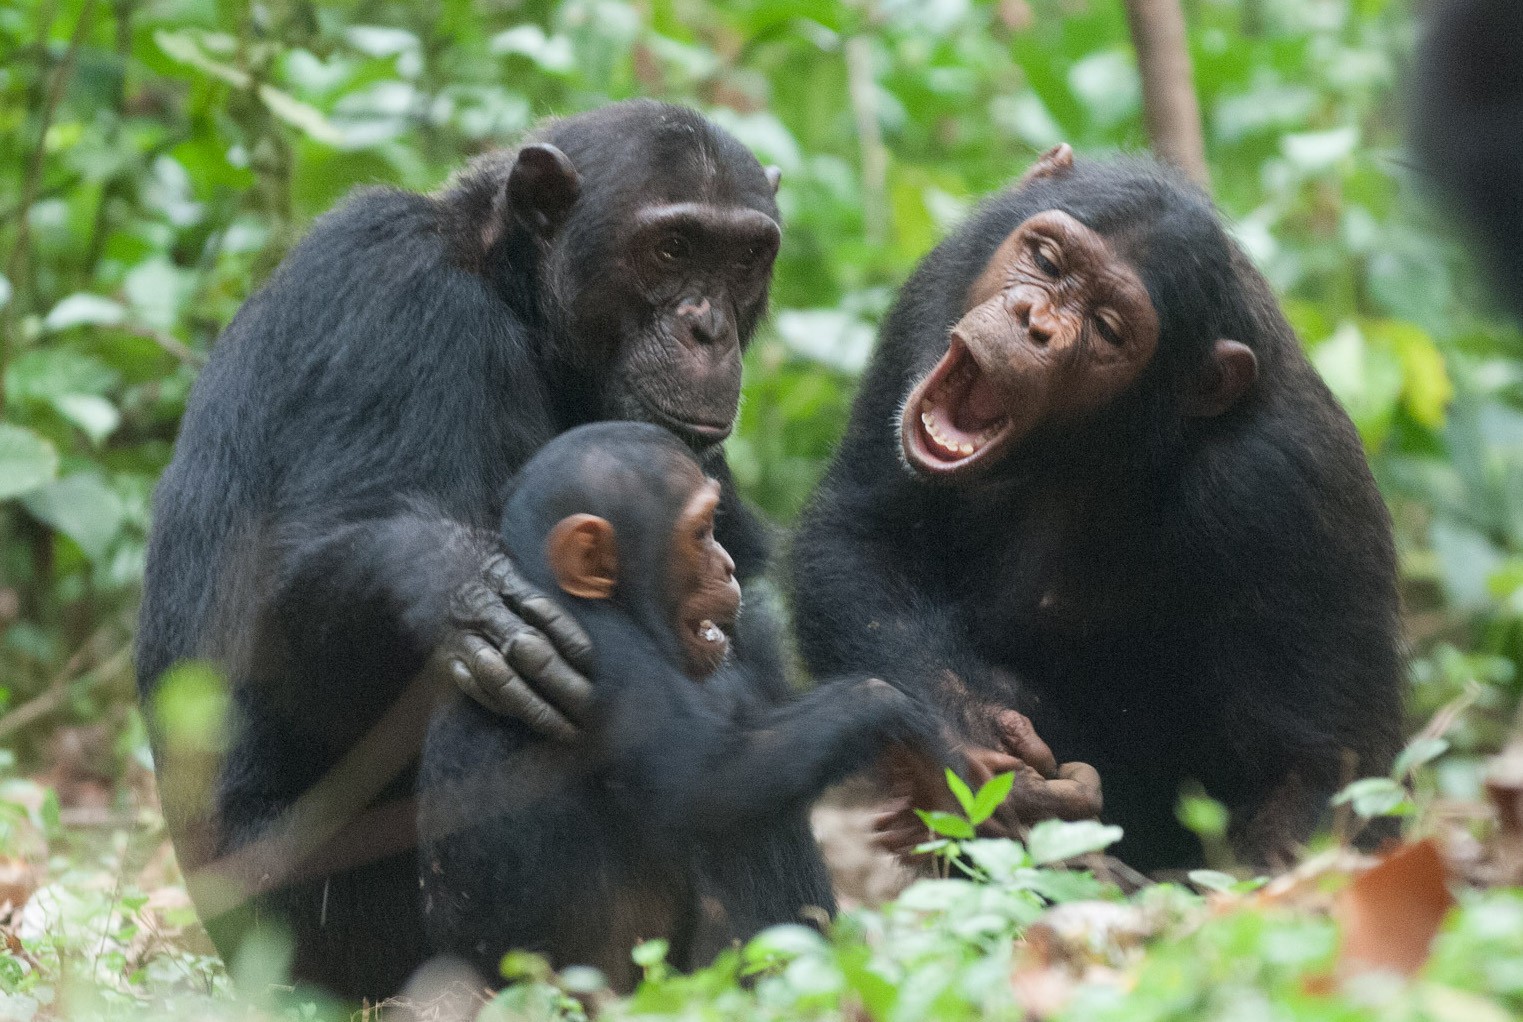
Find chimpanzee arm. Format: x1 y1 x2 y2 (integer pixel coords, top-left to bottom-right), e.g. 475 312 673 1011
261 503 591 751
604 670 941 836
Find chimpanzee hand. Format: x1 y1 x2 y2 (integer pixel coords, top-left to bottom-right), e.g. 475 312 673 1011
871 706 1102 858
431 552 596 741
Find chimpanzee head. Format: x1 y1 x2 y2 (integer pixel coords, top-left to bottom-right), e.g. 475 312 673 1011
500 422 742 680
482 102 782 452
898 147 1271 484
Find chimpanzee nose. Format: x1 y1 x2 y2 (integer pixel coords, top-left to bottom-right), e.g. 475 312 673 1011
1009 292 1052 346
677 297 730 346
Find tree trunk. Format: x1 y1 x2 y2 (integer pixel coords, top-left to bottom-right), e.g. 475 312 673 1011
1122 0 1210 188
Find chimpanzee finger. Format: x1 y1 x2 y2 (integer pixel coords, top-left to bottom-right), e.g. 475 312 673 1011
1049 762 1103 819
502 628 596 727
485 555 597 676
991 709 1058 779
458 634 578 742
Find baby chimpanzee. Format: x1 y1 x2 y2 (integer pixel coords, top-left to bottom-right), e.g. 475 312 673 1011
418 423 934 990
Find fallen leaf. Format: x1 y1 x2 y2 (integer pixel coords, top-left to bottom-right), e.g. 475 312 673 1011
1334 839 1453 979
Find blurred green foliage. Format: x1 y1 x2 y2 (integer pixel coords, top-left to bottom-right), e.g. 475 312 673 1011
1 0 1522 764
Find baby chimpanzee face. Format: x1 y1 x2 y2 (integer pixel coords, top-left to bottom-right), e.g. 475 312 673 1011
667 476 741 679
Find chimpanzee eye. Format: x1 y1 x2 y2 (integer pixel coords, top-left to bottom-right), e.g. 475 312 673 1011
657 235 691 262
1094 313 1124 347
1032 244 1060 277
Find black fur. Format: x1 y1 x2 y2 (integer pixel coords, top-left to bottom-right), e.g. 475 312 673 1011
788 158 1405 872
418 424 932 990
1413 0 1523 324
135 102 784 1000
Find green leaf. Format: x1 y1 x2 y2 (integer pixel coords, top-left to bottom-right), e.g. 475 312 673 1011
0 424 60 500
917 809 975 840
1331 776 1411 818
1392 736 1450 780
631 938 669 968
257 84 344 145
944 767 976 818
53 394 121 445
1176 792 1229 839
1026 819 1124 865
1188 869 1238 893
21 474 126 561
41 293 126 332
969 770 1015 826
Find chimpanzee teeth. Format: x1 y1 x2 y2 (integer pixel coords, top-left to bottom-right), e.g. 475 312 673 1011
920 404 978 459
698 620 723 643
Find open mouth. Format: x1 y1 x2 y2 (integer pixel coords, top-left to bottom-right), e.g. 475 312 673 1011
900 335 1016 478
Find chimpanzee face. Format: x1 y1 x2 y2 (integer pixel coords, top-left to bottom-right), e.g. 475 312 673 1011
499 115 782 454
600 202 780 449
665 476 741 680
900 209 1160 482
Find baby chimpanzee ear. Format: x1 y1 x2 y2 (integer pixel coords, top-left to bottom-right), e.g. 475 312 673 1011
764 165 782 195
507 142 581 235
547 514 619 599
1018 143 1074 187
1188 339 1258 417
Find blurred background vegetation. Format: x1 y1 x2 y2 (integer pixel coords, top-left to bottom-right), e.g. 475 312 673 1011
2 0 1521 833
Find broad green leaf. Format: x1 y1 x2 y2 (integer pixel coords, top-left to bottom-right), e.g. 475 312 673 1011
1026 819 1123 865
5 348 119 402
961 838 1030 881
154 661 230 755
42 293 126 332
1282 126 1359 171
944 767 976 818
257 85 344 145
0 424 59 500
22 474 127 561
630 938 669 967
489 25 575 72
1392 737 1450 780
969 770 1015 826
1331 776 1410 818
1176 792 1229 839
53 393 121 444
916 809 975 840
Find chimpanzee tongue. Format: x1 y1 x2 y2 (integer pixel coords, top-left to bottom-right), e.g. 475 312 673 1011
958 369 1008 431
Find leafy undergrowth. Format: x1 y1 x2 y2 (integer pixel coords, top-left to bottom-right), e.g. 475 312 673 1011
3 732 1523 1022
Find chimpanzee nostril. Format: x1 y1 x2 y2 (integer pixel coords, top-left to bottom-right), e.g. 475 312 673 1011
677 297 729 346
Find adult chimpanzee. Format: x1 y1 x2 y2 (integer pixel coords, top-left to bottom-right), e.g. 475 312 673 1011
788 147 1405 873
135 101 789 1000
419 423 935 991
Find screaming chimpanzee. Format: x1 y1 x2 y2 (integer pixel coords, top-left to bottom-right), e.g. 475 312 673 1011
135 102 789 1000
419 423 935 991
789 148 1405 873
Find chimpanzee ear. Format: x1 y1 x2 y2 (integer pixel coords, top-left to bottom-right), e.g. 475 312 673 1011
764 165 782 195
546 514 618 599
1188 339 1258 417
507 143 581 234
1018 143 1075 187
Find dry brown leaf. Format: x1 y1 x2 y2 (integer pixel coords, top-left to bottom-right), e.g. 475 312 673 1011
0 857 36 920
1334 838 1454 979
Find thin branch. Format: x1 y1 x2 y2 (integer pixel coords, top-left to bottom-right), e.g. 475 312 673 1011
845 32 889 248
1122 0 1209 188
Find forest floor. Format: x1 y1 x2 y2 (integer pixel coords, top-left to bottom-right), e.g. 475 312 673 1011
3 723 1523 1022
